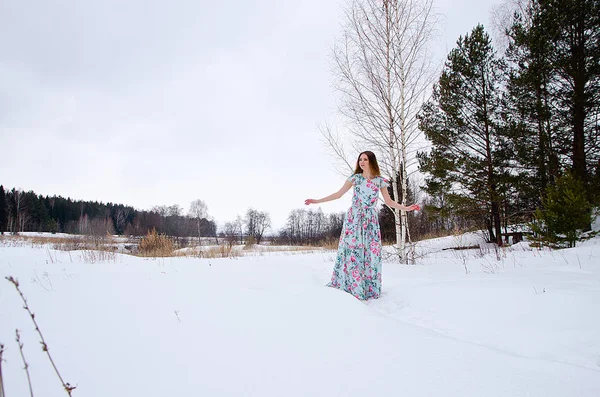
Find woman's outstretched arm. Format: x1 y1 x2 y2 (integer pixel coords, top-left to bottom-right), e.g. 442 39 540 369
305 180 353 205
380 188 420 211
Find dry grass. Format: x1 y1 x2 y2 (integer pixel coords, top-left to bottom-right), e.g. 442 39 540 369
0 234 120 264
176 244 327 259
0 233 335 260
55 234 118 253
241 245 328 257
413 227 482 242
316 239 340 251
0 233 118 252
138 229 174 257
268 239 340 251
200 245 239 258
263 245 327 252
78 249 117 263
0 234 68 248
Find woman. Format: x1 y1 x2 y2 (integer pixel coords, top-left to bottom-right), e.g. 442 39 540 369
305 151 419 300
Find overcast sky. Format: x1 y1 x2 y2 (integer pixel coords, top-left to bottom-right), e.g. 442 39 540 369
1 0 500 231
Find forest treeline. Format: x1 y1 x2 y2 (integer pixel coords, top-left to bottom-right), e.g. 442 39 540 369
0 183 456 245
0 186 216 238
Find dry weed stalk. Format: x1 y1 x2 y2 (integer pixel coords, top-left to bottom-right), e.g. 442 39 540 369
16 329 34 397
0 342 6 397
78 249 116 264
5 276 76 395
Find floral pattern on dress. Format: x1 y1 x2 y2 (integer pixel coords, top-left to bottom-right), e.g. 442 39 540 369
327 173 389 300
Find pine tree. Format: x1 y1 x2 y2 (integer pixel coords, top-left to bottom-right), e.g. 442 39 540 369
540 0 600 196
532 173 592 248
503 0 599 226
418 25 511 245
504 1 560 210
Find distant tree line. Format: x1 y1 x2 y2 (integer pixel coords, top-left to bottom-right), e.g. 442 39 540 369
276 208 346 245
221 208 273 246
0 186 216 238
277 202 457 246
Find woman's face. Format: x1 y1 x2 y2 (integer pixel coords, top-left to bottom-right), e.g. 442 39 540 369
359 154 370 172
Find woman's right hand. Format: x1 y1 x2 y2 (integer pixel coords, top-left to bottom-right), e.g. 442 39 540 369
305 199 316 205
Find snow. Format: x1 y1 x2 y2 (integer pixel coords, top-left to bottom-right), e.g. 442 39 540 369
1 231 599 396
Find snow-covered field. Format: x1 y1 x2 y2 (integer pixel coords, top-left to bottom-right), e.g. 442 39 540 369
1 229 599 396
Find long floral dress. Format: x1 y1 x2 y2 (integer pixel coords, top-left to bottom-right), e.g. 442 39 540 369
327 173 389 300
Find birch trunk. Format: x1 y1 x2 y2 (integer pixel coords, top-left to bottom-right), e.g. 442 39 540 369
323 0 438 263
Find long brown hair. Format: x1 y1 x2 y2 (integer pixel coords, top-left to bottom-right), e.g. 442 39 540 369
353 151 382 177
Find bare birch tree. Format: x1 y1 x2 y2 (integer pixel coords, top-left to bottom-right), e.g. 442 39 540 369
10 188 25 234
235 214 244 244
189 199 208 243
325 0 439 262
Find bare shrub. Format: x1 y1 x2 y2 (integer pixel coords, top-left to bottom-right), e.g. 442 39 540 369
138 229 174 257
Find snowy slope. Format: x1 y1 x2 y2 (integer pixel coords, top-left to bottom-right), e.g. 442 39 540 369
1 234 599 396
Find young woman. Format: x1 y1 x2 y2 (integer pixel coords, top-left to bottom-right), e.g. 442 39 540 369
305 151 420 300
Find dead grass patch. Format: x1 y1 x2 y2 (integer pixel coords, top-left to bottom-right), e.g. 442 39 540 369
138 229 174 257
0 234 118 253
0 233 337 260
316 240 339 251
200 245 239 258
